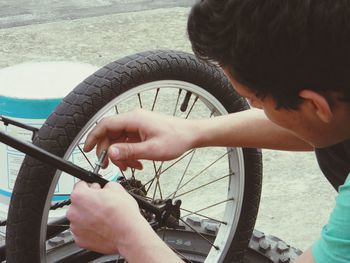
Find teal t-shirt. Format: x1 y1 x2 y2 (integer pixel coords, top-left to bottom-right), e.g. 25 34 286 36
312 173 350 263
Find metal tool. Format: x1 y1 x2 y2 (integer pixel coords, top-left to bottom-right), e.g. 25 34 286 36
93 150 107 175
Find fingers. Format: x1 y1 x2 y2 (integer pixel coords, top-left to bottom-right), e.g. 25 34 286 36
71 181 101 205
108 142 150 162
104 181 124 191
73 180 90 191
113 160 143 171
83 110 158 172
106 143 146 170
90 183 101 189
83 117 115 152
84 113 139 153
70 181 90 205
73 181 101 191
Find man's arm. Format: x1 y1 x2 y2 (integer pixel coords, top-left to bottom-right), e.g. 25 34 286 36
118 221 183 263
192 108 313 151
84 108 312 170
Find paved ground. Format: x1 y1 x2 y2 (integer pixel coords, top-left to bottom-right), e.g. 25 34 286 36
0 0 337 253
0 0 194 28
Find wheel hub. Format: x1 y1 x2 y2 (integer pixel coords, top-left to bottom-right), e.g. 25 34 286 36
118 176 182 229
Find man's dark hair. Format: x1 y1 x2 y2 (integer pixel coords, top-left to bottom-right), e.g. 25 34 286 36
187 0 350 109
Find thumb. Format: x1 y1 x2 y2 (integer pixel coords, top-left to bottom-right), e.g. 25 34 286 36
108 142 150 161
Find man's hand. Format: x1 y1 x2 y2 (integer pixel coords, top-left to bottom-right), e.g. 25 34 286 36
66 181 184 262
84 109 197 171
66 181 145 254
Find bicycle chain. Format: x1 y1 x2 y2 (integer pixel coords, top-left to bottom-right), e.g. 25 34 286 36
0 199 72 227
49 199 72 210
0 178 140 227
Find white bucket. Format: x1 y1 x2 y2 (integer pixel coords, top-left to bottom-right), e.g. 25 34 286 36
0 61 99 221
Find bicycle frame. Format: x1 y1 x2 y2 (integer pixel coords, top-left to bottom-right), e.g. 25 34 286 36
0 115 177 262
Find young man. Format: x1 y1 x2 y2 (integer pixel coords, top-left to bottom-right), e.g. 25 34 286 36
66 1 350 262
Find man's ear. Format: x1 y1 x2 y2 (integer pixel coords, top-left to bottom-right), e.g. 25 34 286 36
299 90 333 123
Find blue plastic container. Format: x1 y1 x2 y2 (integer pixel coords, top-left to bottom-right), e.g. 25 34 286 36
0 61 99 221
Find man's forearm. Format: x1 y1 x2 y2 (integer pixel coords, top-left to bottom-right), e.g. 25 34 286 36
191 109 313 151
119 221 184 263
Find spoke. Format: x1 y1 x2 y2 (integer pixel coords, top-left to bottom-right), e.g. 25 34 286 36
161 226 166 241
131 167 136 179
157 179 163 200
172 149 197 199
119 169 133 189
151 161 164 201
145 161 157 201
46 217 70 240
181 198 234 218
156 162 164 175
173 89 183 116
48 224 70 227
138 161 164 193
145 176 156 194
119 169 126 178
139 174 161 194
115 105 119 114
165 150 231 199
137 93 143 108
178 218 219 250
152 180 158 201
77 145 94 170
144 161 164 194
173 173 233 199
151 88 160 111
155 162 164 200
156 149 196 178
185 96 199 119
180 207 227 225
209 109 216 117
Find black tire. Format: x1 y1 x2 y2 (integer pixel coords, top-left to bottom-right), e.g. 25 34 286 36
6 50 262 263
244 230 303 263
31 226 303 263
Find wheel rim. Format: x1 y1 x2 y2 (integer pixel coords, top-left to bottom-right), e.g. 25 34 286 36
39 80 245 263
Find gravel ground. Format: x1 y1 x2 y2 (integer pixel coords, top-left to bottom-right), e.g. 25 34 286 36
0 6 337 252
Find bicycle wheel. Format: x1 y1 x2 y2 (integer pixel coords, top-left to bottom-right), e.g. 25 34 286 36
6 50 262 263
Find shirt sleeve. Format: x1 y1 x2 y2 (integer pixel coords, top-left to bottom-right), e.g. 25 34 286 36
312 174 350 263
